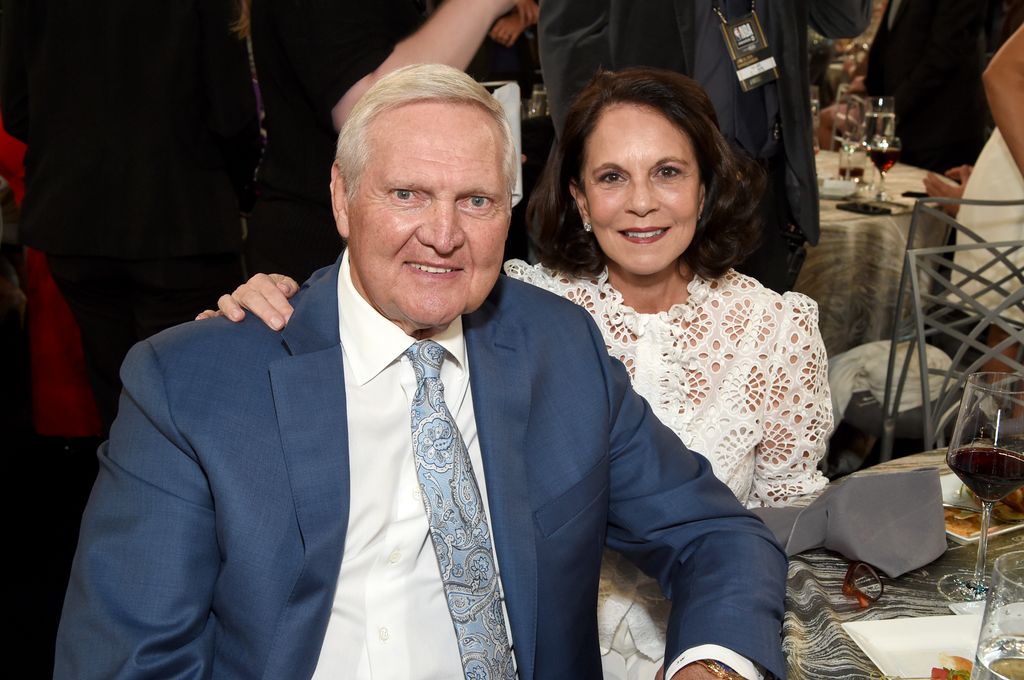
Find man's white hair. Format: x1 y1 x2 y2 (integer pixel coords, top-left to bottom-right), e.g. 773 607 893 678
334 64 517 198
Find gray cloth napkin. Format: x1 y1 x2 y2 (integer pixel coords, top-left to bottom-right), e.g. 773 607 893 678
753 469 947 577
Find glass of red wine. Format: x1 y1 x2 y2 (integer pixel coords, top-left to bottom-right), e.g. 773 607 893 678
938 372 1024 602
867 135 901 201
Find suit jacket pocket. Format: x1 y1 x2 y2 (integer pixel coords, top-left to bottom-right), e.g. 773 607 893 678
533 460 608 538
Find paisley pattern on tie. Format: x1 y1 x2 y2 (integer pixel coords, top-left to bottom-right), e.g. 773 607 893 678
405 340 515 680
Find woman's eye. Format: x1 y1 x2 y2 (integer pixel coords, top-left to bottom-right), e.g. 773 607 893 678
598 172 623 183
657 166 681 178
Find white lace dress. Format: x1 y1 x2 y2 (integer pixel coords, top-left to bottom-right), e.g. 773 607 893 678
503 260 831 664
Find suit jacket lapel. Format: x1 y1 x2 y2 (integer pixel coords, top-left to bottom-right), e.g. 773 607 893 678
465 282 538 680
264 263 351 678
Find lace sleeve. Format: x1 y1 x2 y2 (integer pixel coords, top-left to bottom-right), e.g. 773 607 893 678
748 292 831 507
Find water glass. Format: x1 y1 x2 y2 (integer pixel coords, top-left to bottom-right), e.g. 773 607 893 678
972 551 1024 679
810 86 821 154
864 95 896 140
838 140 867 187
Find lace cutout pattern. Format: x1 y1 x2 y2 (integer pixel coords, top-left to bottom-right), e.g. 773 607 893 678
504 260 832 659
505 259 831 507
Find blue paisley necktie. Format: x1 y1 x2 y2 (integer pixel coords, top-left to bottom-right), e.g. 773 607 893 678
404 340 515 680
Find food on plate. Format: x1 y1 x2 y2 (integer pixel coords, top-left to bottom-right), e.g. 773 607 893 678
944 506 1023 539
1001 486 1024 514
958 483 1024 520
945 507 989 537
930 654 972 679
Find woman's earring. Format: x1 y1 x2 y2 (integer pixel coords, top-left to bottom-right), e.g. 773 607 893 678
583 222 593 233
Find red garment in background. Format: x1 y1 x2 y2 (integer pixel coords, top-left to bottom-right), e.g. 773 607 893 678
0 109 25 203
25 249 102 436
1 110 101 437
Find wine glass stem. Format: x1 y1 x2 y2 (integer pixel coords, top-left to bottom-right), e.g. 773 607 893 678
972 500 995 592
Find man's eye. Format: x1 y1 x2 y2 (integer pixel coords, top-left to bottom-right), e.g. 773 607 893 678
468 196 490 208
394 189 413 200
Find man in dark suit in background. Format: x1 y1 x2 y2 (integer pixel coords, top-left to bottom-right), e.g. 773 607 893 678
865 0 987 172
538 0 871 293
244 0 521 283
1 0 259 433
55 65 787 680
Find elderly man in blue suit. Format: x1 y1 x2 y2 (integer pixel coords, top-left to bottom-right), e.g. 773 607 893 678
55 64 787 680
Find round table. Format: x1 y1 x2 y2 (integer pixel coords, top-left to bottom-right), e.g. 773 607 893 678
795 152 947 357
784 451 1023 679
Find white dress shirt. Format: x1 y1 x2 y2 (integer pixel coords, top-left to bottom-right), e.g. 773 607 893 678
311 252 515 678
313 253 759 679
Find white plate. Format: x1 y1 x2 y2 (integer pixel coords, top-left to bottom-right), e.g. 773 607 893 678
941 474 1024 544
842 614 981 677
819 178 858 199
937 475 978 507
942 473 982 510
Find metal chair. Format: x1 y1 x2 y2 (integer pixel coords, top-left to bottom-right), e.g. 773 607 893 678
878 198 1024 460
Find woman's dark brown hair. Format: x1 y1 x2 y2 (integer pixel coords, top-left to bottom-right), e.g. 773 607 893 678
527 67 765 280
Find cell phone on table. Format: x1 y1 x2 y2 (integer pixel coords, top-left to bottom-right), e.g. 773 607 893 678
902 190 929 198
836 202 892 215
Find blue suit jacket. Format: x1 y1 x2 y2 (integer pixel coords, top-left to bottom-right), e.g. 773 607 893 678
55 263 788 679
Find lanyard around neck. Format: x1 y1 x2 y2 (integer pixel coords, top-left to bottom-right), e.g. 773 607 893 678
711 0 756 25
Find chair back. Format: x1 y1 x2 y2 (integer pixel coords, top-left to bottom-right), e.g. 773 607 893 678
879 198 1024 459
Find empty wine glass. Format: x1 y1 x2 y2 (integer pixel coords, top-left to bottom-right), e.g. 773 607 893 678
836 95 867 184
938 373 1024 602
972 551 1024 679
867 135 901 201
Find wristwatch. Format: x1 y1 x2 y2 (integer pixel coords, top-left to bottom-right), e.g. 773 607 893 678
692 659 747 680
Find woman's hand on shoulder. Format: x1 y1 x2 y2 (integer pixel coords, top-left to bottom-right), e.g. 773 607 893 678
195 273 299 331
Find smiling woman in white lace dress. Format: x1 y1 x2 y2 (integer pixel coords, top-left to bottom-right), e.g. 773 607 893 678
506 69 830 676
513 68 830 510
207 67 830 679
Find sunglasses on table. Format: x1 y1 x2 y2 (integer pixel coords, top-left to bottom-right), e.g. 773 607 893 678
842 561 884 608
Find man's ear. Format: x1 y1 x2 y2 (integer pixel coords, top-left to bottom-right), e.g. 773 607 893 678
568 179 591 225
330 163 350 239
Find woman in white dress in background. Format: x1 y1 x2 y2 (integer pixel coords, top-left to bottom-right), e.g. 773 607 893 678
210 67 831 678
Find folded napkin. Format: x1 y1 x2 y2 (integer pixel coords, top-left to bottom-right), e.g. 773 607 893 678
753 469 947 577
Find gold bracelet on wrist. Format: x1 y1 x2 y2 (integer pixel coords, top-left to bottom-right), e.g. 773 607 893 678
692 659 747 680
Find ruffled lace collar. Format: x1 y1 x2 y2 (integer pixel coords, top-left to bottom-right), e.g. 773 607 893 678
590 267 714 337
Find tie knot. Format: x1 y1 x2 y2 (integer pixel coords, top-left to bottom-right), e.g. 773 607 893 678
404 339 445 382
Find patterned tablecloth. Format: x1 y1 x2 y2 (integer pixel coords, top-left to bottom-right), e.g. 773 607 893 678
796 152 946 357
784 450 1024 679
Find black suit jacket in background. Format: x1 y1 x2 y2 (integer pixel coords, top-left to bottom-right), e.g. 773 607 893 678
866 0 987 171
0 0 259 259
538 0 871 247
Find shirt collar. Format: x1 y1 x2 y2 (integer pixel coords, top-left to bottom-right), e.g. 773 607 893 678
337 250 466 386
